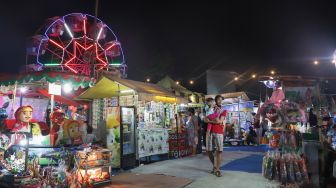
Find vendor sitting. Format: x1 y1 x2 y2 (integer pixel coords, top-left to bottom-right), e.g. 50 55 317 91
246 126 258 145
321 116 336 186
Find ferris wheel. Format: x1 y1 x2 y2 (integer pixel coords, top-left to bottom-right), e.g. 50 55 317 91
27 13 126 77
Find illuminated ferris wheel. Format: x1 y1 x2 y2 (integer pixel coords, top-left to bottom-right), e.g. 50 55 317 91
27 13 126 77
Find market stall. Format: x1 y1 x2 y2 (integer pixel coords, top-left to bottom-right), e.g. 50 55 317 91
0 71 109 187
78 74 187 169
206 92 255 145
157 76 205 157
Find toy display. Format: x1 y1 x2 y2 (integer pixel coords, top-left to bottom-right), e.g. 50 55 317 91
262 151 309 187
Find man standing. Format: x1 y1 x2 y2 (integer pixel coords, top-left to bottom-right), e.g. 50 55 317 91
205 95 226 177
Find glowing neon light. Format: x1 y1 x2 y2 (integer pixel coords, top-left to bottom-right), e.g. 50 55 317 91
105 42 119 51
83 19 86 35
49 39 64 49
75 41 93 50
109 63 122 66
45 63 60 66
95 44 108 70
64 23 74 38
37 13 126 75
96 26 103 41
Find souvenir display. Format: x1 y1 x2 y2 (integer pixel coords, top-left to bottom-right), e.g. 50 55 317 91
262 151 309 186
138 129 169 158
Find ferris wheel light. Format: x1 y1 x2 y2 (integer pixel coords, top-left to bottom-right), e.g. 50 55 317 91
49 39 64 50
96 27 104 41
83 19 86 35
105 42 118 51
64 23 74 38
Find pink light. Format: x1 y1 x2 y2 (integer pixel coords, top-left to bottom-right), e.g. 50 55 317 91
83 19 86 35
49 39 64 49
75 41 93 50
95 44 108 70
105 42 118 51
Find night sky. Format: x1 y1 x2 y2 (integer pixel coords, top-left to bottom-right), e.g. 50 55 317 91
1 1 336 94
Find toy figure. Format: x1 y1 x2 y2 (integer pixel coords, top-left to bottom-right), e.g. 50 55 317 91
4 106 48 145
49 108 66 146
63 120 82 145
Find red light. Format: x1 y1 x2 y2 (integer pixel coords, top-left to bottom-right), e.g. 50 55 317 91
105 43 118 51
49 39 64 49
83 19 86 35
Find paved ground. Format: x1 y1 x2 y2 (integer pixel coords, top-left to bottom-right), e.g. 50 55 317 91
107 146 336 188
126 147 277 188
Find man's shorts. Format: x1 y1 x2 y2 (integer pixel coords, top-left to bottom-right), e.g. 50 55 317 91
206 133 224 152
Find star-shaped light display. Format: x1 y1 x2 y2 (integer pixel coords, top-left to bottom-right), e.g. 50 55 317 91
49 38 108 75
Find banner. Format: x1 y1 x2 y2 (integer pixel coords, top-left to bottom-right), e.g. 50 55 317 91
106 107 120 168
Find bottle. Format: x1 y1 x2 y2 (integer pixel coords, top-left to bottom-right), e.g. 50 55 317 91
266 151 274 180
298 155 309 183
287 154 295 183
293 155 302 182
280 155 287 183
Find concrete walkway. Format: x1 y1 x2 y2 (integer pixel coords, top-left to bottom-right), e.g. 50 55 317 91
128 148 277 188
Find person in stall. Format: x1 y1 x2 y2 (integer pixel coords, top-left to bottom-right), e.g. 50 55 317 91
320 115 336 186
246 126 258 146
185 108 199 156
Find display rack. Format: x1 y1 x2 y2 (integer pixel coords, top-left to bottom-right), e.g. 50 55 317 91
75 149 113 186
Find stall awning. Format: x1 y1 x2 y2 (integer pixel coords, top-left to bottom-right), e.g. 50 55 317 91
0 71 92 90
37 89 80 106
78 75 187 104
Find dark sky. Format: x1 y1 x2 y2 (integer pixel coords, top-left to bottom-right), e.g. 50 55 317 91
1 1 336 93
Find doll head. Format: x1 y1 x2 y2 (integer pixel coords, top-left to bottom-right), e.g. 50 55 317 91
15 106 33 123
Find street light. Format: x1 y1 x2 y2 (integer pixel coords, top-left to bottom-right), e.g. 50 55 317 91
252 74 256 79
62 83 73 93
176 81 180 85
146 78 150 82
314 60 319 65
270 70 275 75
189 80 194 85
20 87 27 107
234 77 239 81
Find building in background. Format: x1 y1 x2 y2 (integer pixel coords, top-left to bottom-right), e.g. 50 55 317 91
206 70 241 95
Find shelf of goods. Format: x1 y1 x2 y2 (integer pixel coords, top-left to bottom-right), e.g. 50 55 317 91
168 130 192 158
75 149 113 186
262 127 310 188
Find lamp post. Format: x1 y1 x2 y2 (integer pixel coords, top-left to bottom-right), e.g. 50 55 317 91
19 87 27 107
